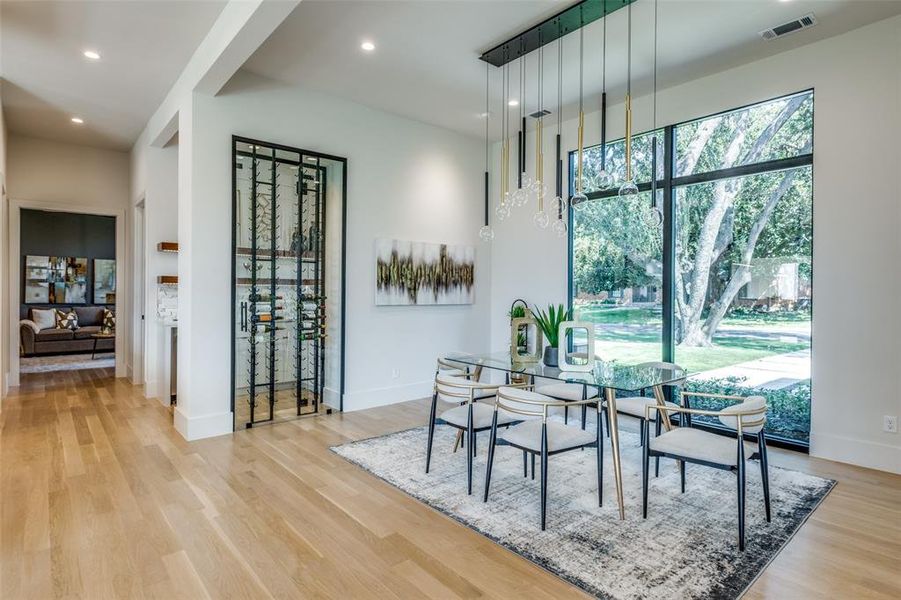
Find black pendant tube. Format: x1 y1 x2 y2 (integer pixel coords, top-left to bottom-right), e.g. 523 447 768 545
601 92 607 170
517 129 523 188
555 133 562 218
484 171 489 225
521 117 527 179
651 135 658 211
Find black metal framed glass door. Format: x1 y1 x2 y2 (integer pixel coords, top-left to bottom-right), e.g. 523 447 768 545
231 137 346 429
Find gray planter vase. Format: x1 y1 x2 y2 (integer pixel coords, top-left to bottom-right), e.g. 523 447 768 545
543 346 559 368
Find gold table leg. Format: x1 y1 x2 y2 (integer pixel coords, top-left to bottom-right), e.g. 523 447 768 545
604 387 625 520
652 384 674 432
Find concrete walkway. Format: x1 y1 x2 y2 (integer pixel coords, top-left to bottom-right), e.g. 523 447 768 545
694 349 811 390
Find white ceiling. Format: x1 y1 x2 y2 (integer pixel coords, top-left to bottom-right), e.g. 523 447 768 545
243 0 901 140
0 0 226 151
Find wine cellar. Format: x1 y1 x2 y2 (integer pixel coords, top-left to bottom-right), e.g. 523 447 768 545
231 137 345 428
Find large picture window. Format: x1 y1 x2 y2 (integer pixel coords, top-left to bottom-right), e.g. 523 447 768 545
570 90 813 445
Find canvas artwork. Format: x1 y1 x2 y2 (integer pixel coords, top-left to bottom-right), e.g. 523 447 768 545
24 256 88 303
375 239 475 306
94 259 117 304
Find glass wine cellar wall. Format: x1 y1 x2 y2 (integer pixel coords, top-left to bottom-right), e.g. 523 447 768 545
232 138 345 429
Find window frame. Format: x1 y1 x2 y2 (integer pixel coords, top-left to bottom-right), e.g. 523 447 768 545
567 89 814 451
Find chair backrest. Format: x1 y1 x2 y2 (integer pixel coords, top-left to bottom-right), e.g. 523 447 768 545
435 373 497 402
495 387 557 420
718 395 768 434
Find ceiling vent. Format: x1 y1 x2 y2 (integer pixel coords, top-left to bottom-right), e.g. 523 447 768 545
759 13 817 41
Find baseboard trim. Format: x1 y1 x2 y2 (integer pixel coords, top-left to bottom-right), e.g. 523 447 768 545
173 408 233 441
810 432 901 474
341 380 432 412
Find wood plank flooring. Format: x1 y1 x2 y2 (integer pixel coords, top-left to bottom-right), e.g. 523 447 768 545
2 368 899 599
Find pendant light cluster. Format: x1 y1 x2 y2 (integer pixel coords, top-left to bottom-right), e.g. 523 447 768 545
480 0 655 242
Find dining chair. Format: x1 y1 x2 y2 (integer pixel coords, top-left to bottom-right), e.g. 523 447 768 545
483 386 602 530
641 393 770 551
535 382 600 429
425 373 518 495
436 356 481 380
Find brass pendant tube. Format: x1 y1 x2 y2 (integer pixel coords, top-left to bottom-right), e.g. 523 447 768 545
536 117 544 210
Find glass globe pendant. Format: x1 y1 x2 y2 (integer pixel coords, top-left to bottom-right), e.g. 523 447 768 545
552 218 567 238
597 168 614 190
496 200 511 221
479 225 495 242
532 210 549 229
619 179 639 197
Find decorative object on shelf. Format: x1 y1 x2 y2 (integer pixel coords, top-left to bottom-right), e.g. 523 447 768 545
557 320 595 372
375 239 474 306
510 300 542 364
158 275 178 285
93 258 116 304
619 1 639 198
570 11 588 210
157 242 179 253
532 303 573 367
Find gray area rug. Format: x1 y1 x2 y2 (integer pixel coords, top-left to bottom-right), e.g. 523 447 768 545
20 353 115 373
332 419 834 600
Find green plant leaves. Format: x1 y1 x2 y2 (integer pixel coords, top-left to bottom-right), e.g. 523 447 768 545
532 303 572 347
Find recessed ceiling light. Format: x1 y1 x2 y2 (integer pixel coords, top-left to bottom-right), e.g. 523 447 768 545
361 41 375 52
508 99 519 107
83 50 101 60
71 117 84 124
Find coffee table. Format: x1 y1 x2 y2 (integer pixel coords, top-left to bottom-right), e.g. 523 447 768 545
90 332 116 359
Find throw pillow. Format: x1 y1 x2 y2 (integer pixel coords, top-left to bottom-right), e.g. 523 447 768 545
102 309 116 334
55 309 78 330
31 308 57 330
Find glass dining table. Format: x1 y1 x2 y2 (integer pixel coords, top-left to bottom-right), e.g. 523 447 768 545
444 351 689 520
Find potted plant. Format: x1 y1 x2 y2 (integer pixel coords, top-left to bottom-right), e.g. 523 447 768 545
533 303 572 367
509 302 528 353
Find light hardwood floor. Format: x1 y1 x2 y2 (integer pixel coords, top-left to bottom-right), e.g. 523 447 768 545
2 368 899 599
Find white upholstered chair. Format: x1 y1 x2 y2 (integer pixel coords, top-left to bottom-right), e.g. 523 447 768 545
641 393 770 551
534 382 600 429
425 373 518 495
483 386 603 530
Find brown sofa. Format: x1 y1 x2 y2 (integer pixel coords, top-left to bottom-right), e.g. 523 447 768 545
20 306 115 356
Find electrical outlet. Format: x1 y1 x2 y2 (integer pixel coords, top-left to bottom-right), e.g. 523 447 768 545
884 416 898 433
391 368 400 379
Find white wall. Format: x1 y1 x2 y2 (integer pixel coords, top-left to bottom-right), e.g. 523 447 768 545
6 135 131 383
490 16 901 474
144 70 489 439
0 89 8 398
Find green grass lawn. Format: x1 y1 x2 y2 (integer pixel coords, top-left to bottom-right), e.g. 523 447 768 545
577 304 810 372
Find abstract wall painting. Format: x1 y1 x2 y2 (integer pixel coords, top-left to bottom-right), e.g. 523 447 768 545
94 259 117 304
375 239 475 306
24 256 88 304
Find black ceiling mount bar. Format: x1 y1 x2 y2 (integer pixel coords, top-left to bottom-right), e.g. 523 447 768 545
479 0 637 67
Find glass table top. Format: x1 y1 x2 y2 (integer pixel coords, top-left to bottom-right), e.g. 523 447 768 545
444 351 688 393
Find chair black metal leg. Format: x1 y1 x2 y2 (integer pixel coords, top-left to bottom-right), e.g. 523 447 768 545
642 419 650 519
596 409 604 507
564 405 569 425
759 431 771 523
604 408 610 438
472 431 477 458
640 418 645 447
483 412 499 502
531 453 535 480
581 405 587 430
523 451 528 477
680 460 686 493
540 423 549 531
655 412 662 477
425 392 437 473
467 403 475 495
738 435 747 551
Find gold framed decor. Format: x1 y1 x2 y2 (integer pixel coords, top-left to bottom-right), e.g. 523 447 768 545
510 309 542 364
